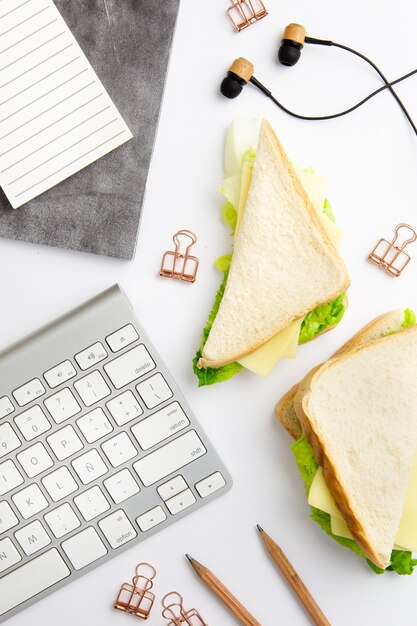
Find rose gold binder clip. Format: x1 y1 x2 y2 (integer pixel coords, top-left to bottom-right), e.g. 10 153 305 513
114 563 156 619
368 223 417 277
160 230 199 283
162 592 207 626
226 0 268 32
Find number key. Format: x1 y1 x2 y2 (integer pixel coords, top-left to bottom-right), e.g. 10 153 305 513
14 406 51 441
0 424 21 458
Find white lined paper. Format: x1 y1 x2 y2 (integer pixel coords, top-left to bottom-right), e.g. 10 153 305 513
0 0 132 208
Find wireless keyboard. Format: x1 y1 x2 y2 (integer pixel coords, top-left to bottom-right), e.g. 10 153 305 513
0 285 231 623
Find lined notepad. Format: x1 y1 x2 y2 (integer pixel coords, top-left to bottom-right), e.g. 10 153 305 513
0 0 132 208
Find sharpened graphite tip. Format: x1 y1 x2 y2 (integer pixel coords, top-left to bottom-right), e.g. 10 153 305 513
185 554 194 562
257 524 264 533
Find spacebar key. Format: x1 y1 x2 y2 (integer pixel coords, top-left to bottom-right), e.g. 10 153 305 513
133 430 207 487
0 549 70 616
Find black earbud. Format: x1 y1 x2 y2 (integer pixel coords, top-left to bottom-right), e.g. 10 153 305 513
220 58 254 99
278 23 307 66
219 27 417 137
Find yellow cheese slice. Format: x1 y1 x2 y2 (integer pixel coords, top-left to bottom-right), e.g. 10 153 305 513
295 168 327 214
311 456 417 553
308 467 343 518
283 318 302 359
238 319 301 377
321 214 343 248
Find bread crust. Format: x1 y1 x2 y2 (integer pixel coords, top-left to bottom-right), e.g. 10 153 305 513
198 119 350 369
276 309 404 439
296 325 417 569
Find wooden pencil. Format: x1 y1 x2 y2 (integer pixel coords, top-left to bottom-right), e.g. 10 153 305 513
186 554 262 626
257 525 330 626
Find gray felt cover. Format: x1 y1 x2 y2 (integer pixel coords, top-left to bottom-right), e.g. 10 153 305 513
0 0 180 259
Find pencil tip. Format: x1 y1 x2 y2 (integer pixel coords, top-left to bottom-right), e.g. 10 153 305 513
257 524 264 533
185 554 193 562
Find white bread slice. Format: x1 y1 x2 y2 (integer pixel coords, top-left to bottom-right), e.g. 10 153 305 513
297 325 417 569
276 309 406 440
197 120 350 369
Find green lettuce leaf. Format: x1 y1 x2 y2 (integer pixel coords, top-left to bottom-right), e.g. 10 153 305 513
299 294 346 344
193 265 243 387
291 436 417 575
402 308 416 328
322 198 336 223
220 201 238 234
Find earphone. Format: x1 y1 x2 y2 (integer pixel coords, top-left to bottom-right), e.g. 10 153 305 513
220 24 417 136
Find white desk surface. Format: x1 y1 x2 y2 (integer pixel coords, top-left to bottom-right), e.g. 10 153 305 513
3 1 417 624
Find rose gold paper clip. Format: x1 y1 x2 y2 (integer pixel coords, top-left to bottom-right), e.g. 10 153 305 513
369 223 417 277
160 230 199 283
114 563 156 619
162 592 207 626
226 0 268 32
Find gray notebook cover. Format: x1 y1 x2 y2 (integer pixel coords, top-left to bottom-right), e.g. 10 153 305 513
0 0 180 259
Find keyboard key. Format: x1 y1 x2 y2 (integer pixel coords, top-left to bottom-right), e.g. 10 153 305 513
77 408 113 443
106 390 143 426
165 488 196 515
74 485 110 521
0 460 23 495
12 484 48 519
104 345 155 389
136 373 173 409
0 423 21 458
157 475 188 501
44 388 81 424
15 520 51 556
0 501 18 534
101 432 137 468
195 472 226 498
74 371 111 407
104 468 140 504
13 379 46 407
72 449 108 484
0 537 21 573
47 425 83 461
17 442 53 478
98 510 137 549
136 506 167 532
0 549 69 615
62 527 107 570
14 406 51 442
133 430 206 487
0 397 14 419
75 342 108 371
106 324 139 353
44 360 76 389
42 467 78 502
45 503 81 539
131 402 189 451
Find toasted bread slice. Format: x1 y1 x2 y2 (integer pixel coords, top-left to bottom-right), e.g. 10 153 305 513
296 326 417 569
197 119 350 369
276 309 405 440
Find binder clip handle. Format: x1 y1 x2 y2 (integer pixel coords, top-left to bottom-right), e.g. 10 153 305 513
394 223 417 248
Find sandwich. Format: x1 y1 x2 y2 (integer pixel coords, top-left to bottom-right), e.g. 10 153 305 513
193 117 350 386
276 308 417 574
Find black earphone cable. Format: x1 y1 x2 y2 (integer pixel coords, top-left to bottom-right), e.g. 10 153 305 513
310 38 417 135
251 67 417 129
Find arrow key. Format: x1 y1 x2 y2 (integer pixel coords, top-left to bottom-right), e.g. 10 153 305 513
136 506 166 532
165 488 196 515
